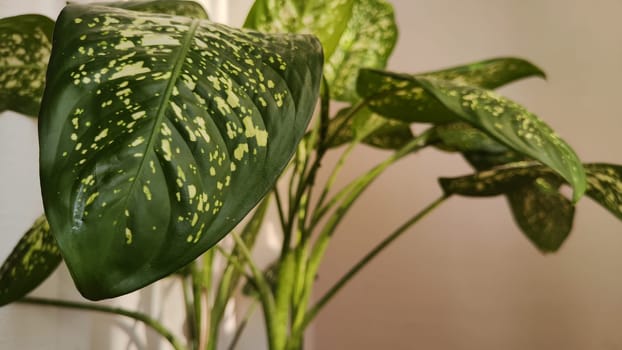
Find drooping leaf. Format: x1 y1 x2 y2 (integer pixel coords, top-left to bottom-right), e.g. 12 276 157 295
415 76 585 201
440 162 622 224
439 161 546 197
38 5 323 300
357 57 545 124
323 0 397 101
0 14 54 117
506 178 574 253
327 106 414 149
0 216 62 306
584 164 622 220
104 0 209 18
244 0 354 59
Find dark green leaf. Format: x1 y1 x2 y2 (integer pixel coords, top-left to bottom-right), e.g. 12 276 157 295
38 5 323 300
584 164 622 220
0 216 62 306
244 0 354 59
463 150 526 171
0 14 54 117
323 0 397 101
432 122 508 153
104 0 209 18
431 122 527 170
439 161 548 197
507 178 574 253
357 57 545 124
415 76 585 201
327 106 414 149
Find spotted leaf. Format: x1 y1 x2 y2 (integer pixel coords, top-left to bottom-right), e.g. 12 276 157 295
0 216 62 306
105 0 209 18
323 0 397 102
327 106 413 149
415 76 585 201
439 162 549 197
38 5 322 300
507 178 575 253
0 14 54 117
244 0 354 59
357 57 545 124
584 164 622 220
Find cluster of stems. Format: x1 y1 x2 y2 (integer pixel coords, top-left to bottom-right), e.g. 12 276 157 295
18 86 450 350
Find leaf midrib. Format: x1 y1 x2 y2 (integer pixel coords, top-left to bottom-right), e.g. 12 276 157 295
124 19 200 214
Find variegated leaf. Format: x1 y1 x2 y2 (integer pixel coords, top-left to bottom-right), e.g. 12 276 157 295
357 57 545 123
584 164 622 220
439 161 547 197
327 106 414 149
422 57 545 89
105 0 209 18
38 5 322 299
244 0 354 59
414 76 585 201
0 14 54 117
323 0 397 102
507 178 574 253
463 150 526 171
0 216 61 306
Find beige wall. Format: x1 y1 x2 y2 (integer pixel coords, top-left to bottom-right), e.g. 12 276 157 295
314 1 622 349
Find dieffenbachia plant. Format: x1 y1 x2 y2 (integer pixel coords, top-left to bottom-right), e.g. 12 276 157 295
0 1 620 350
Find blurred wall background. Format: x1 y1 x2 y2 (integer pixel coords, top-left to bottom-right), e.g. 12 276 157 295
312 1 622 349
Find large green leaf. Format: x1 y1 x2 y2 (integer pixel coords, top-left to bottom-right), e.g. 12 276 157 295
584 164 622 220
357 57 545 124
506 178 574 253
327 106 414 149
244 0 354 59
38 4 322 299
0 14 54 117
414 76 585 201
0 216 62 306
105 0 209 18
323 0 397 101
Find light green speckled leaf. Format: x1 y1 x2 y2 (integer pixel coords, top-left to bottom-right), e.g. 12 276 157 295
507 178 574 253
323 0 397 102
0 14 54 117
357 57 545 124
104 0 209 18
439 161 547 197
327 106 413 149
244 0 354 59
584 164 622 220
38 5 322 299
0 215 62 306
415 76 585 201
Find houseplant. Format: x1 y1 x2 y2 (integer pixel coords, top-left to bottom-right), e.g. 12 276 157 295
1 0 615 350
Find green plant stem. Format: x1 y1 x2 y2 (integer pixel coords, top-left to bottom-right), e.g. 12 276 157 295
229 232 280 350
302 195 449 330
19 296 188 350
182 274 199 350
